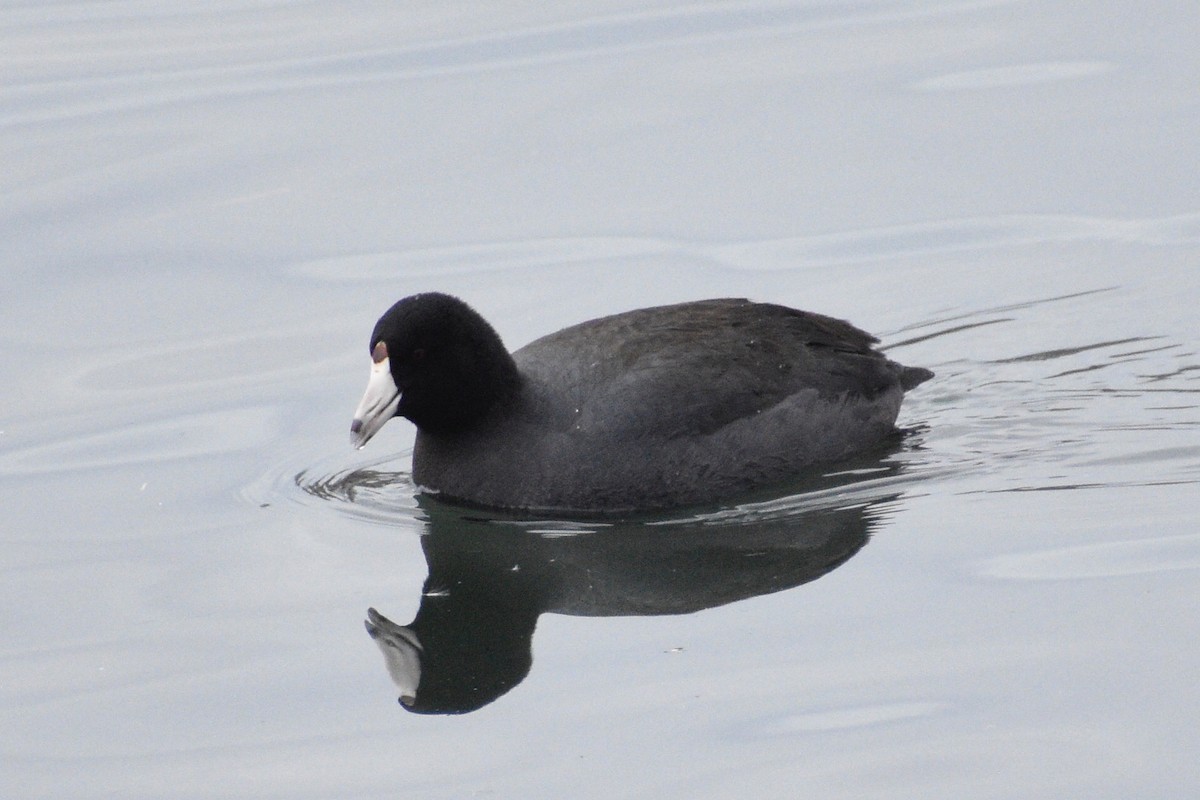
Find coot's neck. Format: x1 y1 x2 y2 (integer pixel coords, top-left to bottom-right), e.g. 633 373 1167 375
408 338 523 438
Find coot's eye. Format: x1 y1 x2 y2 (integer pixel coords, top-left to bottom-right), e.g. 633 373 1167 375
411 348 426 363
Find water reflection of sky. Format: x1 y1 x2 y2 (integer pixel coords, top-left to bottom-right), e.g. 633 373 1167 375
2 2 1199 798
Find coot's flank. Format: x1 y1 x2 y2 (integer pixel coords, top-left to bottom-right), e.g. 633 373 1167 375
351 293 932 513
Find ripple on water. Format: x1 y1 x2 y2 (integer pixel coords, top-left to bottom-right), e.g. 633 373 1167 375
289 213 1200 285
290 239 678 281
8 0 1018 126
980 533 1200 580
913 61 1115 91
756 701 943 736
0 405 281 477
64 326 353 399
885 283 1200 494
709 212 1200 269
270 438 937 533
243 447 426 529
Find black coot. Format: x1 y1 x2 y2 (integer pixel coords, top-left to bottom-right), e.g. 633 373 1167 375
351 293 931 513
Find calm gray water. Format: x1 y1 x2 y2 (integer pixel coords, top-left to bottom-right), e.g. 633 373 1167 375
3 2 1198 798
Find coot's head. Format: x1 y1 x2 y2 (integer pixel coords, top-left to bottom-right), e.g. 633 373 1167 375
350 293 519 447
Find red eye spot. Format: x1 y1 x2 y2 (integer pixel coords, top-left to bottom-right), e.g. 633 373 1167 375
412 348 426 363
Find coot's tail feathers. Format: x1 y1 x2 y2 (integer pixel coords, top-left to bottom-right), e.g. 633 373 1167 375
899 366 935 391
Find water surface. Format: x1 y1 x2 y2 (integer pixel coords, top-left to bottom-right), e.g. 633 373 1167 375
2 2 1198 798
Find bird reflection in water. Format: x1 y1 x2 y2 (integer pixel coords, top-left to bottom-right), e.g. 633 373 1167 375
362 454 919 715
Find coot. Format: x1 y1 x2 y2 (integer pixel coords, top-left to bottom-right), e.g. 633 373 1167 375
351 293 931 513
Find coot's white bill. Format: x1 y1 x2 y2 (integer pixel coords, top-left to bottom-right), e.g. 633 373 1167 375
350 344 400 449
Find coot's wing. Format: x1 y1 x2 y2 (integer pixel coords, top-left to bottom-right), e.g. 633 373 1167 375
514 299 906 440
